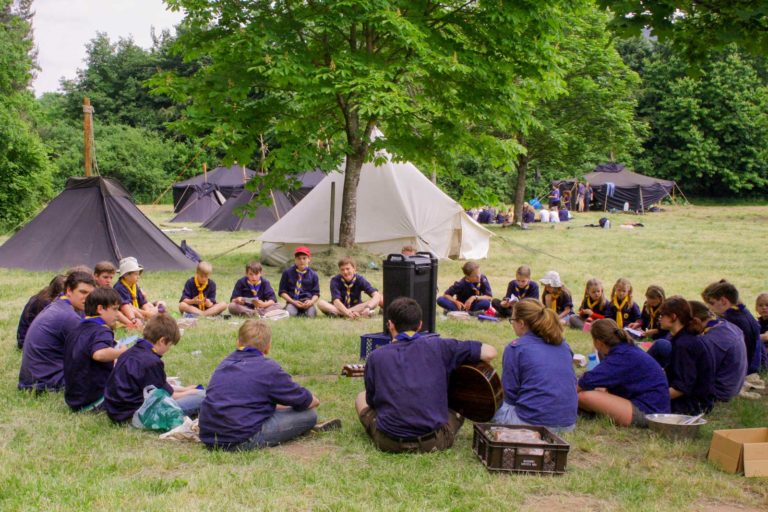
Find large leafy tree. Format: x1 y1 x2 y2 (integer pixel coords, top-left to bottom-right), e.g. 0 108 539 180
157 0 587 247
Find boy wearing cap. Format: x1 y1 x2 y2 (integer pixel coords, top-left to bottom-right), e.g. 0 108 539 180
436 261 493 315
178 261 229 318
278 247 320 317
317 257 382 319
355 298 497 453
19 271 96 392
539 270 574 323
113 257 164 327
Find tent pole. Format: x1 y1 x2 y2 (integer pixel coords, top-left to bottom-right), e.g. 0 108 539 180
675 184 690 205
270 189 280 219
603 187 609 211
83 97 93 177
203 163 207 184
639 186 644 214
329 182 336 245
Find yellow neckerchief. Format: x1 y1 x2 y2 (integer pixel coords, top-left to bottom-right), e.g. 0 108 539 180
514 283 529 297
586 296 602 310
294 268 307 298
195 275 208 311
549 290 561 312
84 315 111 330
120 278 139 308
247 279 262 296
342 275 357 307
702 318 720 334
612 295 630 328
469 277 483 296
645 303 659 329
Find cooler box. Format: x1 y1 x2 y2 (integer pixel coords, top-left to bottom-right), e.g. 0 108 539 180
382 252 438 333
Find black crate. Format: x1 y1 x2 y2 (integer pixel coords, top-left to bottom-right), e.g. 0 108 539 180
472 423 570 475
382 252 438 333
359 331 440 360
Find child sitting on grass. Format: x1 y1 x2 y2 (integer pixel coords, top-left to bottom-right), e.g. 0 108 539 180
491 265 539 319
604 278 641 330
200 319 334 450
113 257 164 328
577 319 670 427
94 261 137 330
539 271 573 324
178 261 229 318
628 285 667 340
104 314 204 424
278 246 320 317
317 257 382 319
436 261 493 315
755 293 768 369
16 274 65 350
569 278 608 329
229 261 281 317
64 287 127 412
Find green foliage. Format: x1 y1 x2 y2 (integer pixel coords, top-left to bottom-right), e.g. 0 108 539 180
632 43 768 195
436 157 512 208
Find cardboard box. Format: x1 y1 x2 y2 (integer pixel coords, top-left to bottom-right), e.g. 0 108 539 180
707 428 768 477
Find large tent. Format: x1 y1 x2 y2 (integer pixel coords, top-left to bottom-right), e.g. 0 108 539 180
0 177 197 271
560 163 678 212
202 188 294 231
172 165 256 212
258 151 492 266
170 183 226 223
288 169 326 203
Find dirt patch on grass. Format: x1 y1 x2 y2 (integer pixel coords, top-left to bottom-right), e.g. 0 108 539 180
694 501 766 512
274 439 334 463
525 494 612 511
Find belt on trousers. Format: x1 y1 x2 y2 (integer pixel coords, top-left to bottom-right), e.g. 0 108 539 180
386 429 438 444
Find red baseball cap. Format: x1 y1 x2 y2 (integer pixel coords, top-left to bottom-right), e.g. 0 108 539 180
294 246 311 257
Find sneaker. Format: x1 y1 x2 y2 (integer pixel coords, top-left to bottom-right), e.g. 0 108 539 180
312 418 342 432
739 389 761 400
745 373 765 386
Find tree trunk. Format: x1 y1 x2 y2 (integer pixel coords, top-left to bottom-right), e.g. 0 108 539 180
513 137 529 225
338 149 366 248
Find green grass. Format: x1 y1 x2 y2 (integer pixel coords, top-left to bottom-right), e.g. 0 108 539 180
1 203 767 511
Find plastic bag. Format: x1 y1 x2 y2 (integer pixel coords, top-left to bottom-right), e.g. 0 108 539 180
132 385 185 432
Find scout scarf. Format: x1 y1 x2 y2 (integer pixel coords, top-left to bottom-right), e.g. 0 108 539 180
247 280 262 297
58 294 72 306
237 346 263 355
514 283 529 298
470 278 483 295
586 296 602 311
342 275 357 307
83 316 110 329
294 268 308 299
645 303 659 329
702 318 721 334
195 275 208 311
549 291 561 312
120 278 140 308
395 331 421 342
612 295 630 328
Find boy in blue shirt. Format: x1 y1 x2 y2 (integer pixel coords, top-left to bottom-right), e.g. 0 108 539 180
491 265 539 318
317 257 381 318
200 319 328 450
228 261 282 317
278 246 320 317
104 314 204 424
355 298 497 453
19 271 95 392
64 287 127 411
178 261 228 318
436 261 493 315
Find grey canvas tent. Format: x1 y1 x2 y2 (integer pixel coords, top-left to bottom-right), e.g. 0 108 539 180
0 177 196 271
202 188 294 231
288 169 326 203
172 165 256 212
170 183 225 223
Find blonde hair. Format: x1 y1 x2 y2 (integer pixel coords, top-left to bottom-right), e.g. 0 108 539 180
516 265 531 278
645 285 665 301
611 277 633 303
513 299 564 345
755 293 768 308
196 261 213 276
582 278 604 304
238 319 272 351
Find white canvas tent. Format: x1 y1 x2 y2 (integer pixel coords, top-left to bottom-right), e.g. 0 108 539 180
258 150 492 266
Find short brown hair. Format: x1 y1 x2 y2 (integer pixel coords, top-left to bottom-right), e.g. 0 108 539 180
238 319 272 351
689 300 714 321
196 261 213 276
462 261 479 277
245 261 262 274
645 285 665 301
338 256 356 269
590 318 632 347
143 314 181 345
515 265 531 278
702 280 739 305
659 296 693 328
94 261 117 275
513 299 564 345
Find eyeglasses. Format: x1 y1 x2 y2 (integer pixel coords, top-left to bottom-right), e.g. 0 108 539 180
508 317 518 324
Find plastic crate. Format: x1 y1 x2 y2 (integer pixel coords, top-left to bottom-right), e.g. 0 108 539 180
472 423 569 475
359 331 440 360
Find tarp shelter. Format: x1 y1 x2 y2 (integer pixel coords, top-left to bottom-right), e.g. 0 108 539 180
172 165 256 212
202 188 294 231
559 163 677 212
258 150 492 266
170 183 226 223
0 177 197 271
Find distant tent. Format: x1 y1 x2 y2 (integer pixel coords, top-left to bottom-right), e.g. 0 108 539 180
170 183 225 223
288 169 326 203
202 188 294 231
172 165 256 212
559 163 679 212
258 149 492 266
0 177 197 271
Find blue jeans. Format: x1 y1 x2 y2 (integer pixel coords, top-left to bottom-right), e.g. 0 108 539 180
239 408 318 449
492 402 575 434
647 339 672 369
437 296 490 312
175 390 206 417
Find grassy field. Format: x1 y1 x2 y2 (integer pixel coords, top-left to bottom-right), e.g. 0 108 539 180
1 203 767 511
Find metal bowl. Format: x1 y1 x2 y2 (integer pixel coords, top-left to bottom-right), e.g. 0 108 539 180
646 413 707 440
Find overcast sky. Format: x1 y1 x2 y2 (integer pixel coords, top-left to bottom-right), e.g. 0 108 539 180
32 0 184 95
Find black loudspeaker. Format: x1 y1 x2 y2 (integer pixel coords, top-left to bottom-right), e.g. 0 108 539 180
382 252 438 333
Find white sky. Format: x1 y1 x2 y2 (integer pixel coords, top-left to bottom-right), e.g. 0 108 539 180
32 0 184 95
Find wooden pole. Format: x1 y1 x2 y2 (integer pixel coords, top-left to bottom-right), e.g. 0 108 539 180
639 185 645 215
203 163 208 183
83 97 93 177
329 181 336 245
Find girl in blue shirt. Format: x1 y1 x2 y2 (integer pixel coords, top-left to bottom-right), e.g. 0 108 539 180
578 319 670 427
492 298 577 433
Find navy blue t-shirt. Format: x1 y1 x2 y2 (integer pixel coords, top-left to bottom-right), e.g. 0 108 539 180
640 302 668 340
724 304 764 374
579 343 670 414
443 276 492 303
329 273 377 307
19 298 82 391
230 276 277 309
64 317 116 410
504 280 539 301
667 330 715 415
577 296 608 319
103 339 174 422
604 300 641 326
114 279 147 308
364 333 481 438
179 277 218 304
278 266 320 301
700 319 747 401
541 289 574 315
199 348 314 446
17 295 52 349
